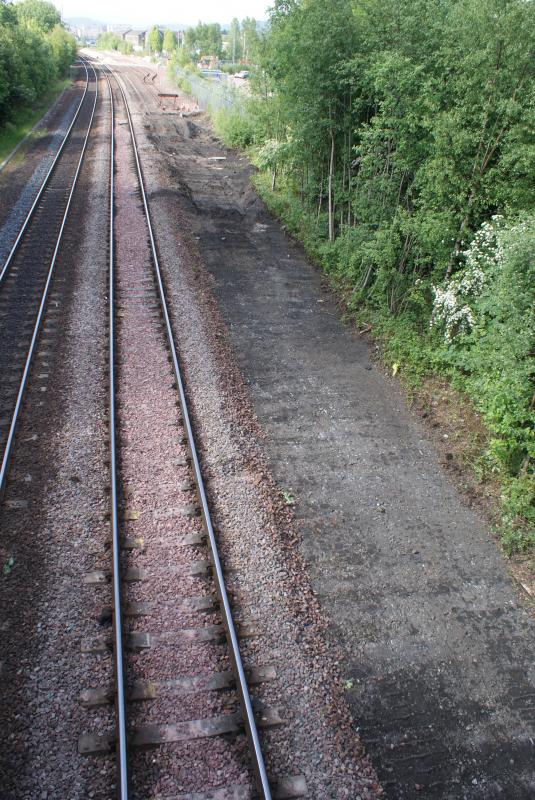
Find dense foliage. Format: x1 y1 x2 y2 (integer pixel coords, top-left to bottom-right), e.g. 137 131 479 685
227 17 260 62
184 22 223 59
221 0 534 543
174 18 260 62
0 0 76 124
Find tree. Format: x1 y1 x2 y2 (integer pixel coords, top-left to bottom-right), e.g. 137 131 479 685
162 29 177 54
148 26 163 54
96 31 133 54
14 0 61 31
48 23 77 75
219 0 535 537
183 21 222 58
0 0 76 124
241 17 259 62
229 17 241 62
262 0 357 239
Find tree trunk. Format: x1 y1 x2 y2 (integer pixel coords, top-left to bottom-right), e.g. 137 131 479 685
317 172 323 222
328 126 335 242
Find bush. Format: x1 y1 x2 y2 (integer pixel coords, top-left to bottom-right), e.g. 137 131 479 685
213 108 256 148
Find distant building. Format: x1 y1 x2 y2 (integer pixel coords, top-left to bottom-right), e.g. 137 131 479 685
123 29 147 51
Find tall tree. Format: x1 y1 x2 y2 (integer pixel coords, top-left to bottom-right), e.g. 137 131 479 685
229 17 241 62
241 17 259 62
162 29 177 54
262 0 357 239
184 21 222 58
0 0 76 124
14 0 61 31
148 26 163 54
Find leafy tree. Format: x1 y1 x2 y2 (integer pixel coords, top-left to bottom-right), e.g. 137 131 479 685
229 17 241 62
184 21 222 58
241 17 259 62
148 26 163 54
48 24 77 74
14 0 61 31
0 0 76 124
241 0 535 537
262 0 357 238
96 31 133 55
162 29 177 54
172 45 193 68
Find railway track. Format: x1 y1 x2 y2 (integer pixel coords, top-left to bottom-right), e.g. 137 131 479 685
0 59 98 496
77 64 303 799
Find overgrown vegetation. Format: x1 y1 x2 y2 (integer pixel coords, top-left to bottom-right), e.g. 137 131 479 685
0 0 77 125
203 0 535 550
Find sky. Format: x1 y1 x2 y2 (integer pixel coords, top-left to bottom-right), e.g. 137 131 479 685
55 0 270 26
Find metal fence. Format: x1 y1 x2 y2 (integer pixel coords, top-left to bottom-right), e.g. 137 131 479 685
171 66 245 114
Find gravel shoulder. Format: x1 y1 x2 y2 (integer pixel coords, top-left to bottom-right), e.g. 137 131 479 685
113 58 535 799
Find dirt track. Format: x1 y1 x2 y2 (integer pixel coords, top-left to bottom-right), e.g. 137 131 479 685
113 58 535 799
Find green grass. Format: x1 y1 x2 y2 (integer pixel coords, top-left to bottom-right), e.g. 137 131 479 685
0 79 71 163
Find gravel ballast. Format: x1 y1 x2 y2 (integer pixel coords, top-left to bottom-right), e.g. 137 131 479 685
110 75 254 797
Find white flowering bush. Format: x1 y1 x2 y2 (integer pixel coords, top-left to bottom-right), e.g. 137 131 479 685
429 214 534 541
431 216 504 342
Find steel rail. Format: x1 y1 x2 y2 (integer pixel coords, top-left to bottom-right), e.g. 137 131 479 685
0 62 99 496
102 67 130 800
103 62 272 800
0 61 91 286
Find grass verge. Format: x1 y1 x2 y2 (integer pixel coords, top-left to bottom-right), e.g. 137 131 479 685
0 79 71 164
